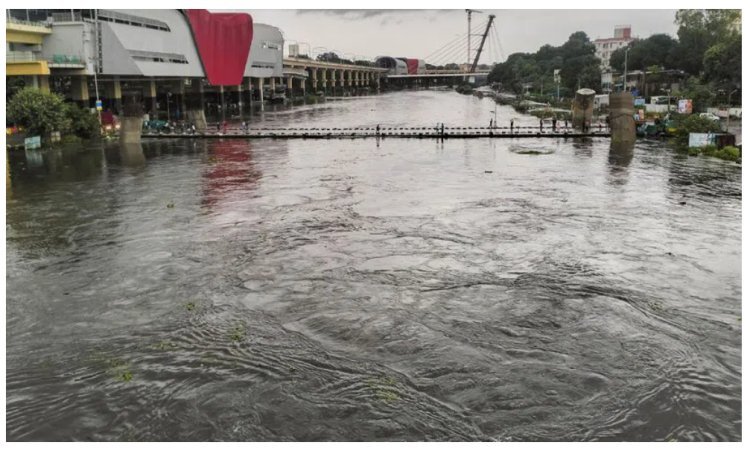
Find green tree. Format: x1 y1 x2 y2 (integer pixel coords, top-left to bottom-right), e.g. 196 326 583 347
702 32 741 92
610 34 679 72
672 9 741 77
63 103 100 139
488 31 600 95
7 88 70 136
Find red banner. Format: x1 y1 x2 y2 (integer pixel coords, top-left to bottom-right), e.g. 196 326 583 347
186 9 253 86
406 59 419 75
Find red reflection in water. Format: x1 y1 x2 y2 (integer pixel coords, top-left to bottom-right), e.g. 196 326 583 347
202 140 261 209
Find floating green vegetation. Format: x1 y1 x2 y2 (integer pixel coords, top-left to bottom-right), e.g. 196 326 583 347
230 322 247 342
151 340 178 351
375 389 400 403
88 352 134 382
647 301 664 312
167 202 175 208
509 146 554 155
185 301 197 312
366 376 401 403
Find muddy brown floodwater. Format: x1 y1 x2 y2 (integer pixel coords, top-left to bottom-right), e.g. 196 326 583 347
6 90 742 441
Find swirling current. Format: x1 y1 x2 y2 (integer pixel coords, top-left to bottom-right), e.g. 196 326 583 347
5 90 741 441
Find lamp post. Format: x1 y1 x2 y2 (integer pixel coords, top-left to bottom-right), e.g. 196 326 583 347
623 47 630 93
92 9 103 126
666 88 671 115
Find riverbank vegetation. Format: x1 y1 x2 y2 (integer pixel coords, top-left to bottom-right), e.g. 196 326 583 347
7 88 101 146
669 113 740 162
486 31 602 97
609 10 741 110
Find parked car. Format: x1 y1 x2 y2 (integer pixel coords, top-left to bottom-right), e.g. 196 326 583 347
699 112 721 122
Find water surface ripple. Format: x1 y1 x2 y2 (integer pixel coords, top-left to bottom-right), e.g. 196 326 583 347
6 91 741 441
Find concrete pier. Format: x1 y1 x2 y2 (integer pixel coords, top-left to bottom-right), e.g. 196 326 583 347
609 92 636 144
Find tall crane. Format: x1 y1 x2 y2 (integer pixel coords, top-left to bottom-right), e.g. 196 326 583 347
470 14 495 73
465 9 482 69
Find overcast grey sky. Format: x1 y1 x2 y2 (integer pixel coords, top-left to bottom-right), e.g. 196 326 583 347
245 9 678 65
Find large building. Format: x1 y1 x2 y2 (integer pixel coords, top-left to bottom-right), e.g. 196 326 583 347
594 25 635 93
593 25 634 70
6 9 285 120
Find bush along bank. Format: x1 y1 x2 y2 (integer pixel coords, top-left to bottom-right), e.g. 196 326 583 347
6 87 105 149
669 113 740 163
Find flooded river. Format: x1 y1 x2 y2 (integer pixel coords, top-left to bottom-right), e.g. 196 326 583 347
6 90 742 441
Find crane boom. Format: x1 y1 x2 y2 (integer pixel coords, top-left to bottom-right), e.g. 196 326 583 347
470 14 495 73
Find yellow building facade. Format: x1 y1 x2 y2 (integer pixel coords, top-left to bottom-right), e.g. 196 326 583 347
6 20 52 92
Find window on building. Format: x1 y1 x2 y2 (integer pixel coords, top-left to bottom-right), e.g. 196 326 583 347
97 10 170 32
130 50 188 64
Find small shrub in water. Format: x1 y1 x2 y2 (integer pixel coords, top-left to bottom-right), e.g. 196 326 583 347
230 323 246 342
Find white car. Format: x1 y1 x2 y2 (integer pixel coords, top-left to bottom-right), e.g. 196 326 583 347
699 112 721 122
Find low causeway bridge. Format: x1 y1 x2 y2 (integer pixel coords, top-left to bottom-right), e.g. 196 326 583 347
142 125 611 140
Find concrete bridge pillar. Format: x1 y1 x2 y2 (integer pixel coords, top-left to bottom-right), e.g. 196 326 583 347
286 75 294 98
310 68 317 93
346 70 352 87
71 75 90 108
258 77 265 104
609 91 636 144
338 69 345 94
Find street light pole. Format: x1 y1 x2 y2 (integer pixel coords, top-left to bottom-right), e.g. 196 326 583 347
623 47 629 93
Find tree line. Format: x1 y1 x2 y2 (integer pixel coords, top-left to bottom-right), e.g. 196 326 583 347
487 9 741 105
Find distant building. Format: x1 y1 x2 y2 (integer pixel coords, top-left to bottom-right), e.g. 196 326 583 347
594 25 634 70
595 25 635 93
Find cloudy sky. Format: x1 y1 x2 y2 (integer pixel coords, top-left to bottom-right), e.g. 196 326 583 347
244 9 679 65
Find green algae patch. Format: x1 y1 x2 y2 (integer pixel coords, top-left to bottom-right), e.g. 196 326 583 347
366 376 401 403
230 322 247 342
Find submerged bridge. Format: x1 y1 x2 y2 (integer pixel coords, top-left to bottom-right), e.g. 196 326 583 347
143 125 610 140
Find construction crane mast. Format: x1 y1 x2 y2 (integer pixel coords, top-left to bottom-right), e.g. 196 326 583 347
465 9 482 69
470 14 495 73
